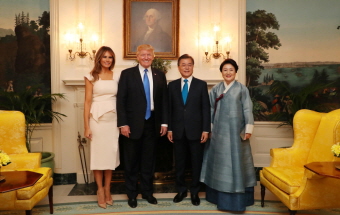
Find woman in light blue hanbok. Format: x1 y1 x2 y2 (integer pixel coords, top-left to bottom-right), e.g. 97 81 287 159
200 59 256 212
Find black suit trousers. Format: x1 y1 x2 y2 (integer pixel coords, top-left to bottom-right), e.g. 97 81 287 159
174 131 204 195
123 114 158 199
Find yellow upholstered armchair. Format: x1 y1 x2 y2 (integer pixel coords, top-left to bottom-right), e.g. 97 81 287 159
0 110 53 214
260 109 340 215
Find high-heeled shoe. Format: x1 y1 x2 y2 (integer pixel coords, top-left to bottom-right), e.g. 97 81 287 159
106 199 113 206
105 188 113 205
97 191 107 209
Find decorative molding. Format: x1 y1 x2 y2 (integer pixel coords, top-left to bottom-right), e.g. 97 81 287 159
63 79 221 87
63 79 85 86
31 123 53 130
204 80 221 87
254 121 292 127
50 0 62 169
238 0 246 85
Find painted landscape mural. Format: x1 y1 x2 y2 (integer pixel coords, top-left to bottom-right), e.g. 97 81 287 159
246 0 340 123
0 0 50 93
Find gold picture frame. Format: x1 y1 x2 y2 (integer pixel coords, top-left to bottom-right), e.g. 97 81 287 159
123 0 179 59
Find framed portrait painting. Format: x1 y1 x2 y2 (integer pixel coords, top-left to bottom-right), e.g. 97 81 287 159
123 0 179 59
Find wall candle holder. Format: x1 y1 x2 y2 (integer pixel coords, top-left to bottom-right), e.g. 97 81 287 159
204 40 230 63
68 38 96 61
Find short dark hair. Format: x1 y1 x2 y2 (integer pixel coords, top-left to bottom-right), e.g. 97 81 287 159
219 58 238 73
177 54 194 66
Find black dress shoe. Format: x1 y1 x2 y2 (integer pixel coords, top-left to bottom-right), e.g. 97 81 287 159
128 198 137 208
173 192 187 203
142 195 158 204
191 194 200 206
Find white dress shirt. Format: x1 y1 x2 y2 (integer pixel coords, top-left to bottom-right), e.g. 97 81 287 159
181 76 193 92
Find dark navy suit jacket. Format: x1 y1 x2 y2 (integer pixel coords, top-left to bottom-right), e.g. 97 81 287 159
117 65 168 139
168 77 210 140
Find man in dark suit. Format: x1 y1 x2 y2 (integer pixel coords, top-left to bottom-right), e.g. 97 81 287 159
117 44 168 208
167 54 210 206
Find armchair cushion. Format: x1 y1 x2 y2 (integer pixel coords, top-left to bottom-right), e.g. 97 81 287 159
262 167 304 194
0 168 53 211
16 168 52 200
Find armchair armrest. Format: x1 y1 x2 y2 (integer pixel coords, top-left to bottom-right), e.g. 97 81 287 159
270 147 309 167
2 153 41 171
290 168 340 210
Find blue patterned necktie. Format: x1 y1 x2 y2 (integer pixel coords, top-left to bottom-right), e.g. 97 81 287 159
143 69 151 119
182 79 188 104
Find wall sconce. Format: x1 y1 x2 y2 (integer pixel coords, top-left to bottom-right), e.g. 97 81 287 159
202 24 231 63
66 23 98 61
68 38 96 61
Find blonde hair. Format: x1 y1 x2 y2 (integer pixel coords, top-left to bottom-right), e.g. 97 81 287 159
136 44 155 56
90 46 115 81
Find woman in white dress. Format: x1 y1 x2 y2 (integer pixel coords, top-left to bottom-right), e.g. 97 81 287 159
84 46 120 209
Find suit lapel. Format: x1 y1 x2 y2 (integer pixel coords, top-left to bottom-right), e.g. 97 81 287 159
134 65 145 97
151 69 158 99
174 79 184 106
185 77 196 105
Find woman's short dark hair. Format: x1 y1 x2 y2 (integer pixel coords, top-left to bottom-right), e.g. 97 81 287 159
177 54 194 66
219 58 238 73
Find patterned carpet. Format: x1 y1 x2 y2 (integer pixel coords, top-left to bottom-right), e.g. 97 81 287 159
1 199 339 215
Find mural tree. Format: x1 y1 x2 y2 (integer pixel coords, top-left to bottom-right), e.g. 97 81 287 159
246 10 281 87
0 11 50 89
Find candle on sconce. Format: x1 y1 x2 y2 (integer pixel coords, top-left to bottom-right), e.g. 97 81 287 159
78 22 84 39
213 24 220 42
224 36 232 58
65 32 74 50
204 42 209 53
201 36 210 53
90 34 99 51
224 36 232 50
226 41 231 52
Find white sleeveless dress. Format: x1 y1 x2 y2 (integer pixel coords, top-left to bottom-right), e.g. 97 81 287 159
85 72 120 170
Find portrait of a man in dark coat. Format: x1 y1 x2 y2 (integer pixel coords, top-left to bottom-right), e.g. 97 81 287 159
132 8 172 52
